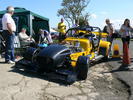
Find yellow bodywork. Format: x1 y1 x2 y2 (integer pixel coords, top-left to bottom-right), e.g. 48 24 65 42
98 40 110 56
65 37 91 52
64 37 96 67
64 28 110 67
73 30 108 38
92 32 108 38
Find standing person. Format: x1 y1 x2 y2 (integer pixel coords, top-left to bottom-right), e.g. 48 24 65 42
103 19 114 56
103 19 114 43
2 6 16 64
58 18 66 42
120 19 133 48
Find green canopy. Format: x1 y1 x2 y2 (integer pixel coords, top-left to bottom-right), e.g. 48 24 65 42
0 7 49 35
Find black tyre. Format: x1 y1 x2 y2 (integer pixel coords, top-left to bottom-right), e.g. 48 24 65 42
102 46 111 60
23 47 36 61
76 56 90 80
0 38 5 53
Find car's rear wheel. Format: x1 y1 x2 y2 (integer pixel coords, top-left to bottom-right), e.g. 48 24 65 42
76 56 90 80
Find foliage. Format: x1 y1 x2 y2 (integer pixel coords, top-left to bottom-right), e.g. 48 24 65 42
78 13 90 26
57 0 90 27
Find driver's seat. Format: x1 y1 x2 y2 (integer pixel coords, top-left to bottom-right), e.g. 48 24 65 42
84 33 99 49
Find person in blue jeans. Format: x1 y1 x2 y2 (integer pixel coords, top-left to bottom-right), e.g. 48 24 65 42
2 6 16 64
3 31 15 62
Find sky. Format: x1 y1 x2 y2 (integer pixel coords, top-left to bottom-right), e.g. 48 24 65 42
0 0 133 29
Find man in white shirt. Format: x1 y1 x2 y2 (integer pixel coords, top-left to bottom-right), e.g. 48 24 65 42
2 6 16 64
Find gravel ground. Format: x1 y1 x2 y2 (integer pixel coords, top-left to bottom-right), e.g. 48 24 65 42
0 58 129 100
39 62 129 100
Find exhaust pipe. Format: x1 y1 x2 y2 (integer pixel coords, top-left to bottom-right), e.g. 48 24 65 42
93 55 104 61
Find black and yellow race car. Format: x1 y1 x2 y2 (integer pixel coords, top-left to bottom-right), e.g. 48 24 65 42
16 26 110 83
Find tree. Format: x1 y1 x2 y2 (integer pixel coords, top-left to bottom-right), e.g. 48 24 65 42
57 0 90 28
78 13 90 26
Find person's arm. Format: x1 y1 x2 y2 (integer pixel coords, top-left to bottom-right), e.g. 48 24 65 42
58 23 60 29
5 15 14 34
46 33 53 44
119 26 125 33
58 23 65 29
129 26 133 31
120 28 125 33
7 23 13 34
109 25 113 36
64 25 66 30
29 35 35 41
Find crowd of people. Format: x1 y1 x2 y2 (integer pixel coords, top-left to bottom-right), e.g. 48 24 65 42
1 6 133 64
103 18 133 49
57 17 133 49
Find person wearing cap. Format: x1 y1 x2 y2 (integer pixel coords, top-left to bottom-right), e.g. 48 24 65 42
2 6 16 64
58 18 66 42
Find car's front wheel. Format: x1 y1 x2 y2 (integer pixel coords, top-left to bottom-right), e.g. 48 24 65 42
76 56 90 80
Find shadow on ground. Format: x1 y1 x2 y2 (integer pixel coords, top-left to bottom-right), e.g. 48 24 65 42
9 57 132 86
103 57 133 73
110 65 133 73
8 58 108 86
0 61 6 64
9 65 74 86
